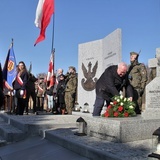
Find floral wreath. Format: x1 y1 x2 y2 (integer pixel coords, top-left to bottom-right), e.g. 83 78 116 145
102 95 136 118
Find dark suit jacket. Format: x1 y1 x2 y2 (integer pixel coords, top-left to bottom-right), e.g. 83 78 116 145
13 71 28 90
95 65 133 101
0 88 4 107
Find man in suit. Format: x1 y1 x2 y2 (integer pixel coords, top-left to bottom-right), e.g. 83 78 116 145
92 62 133 116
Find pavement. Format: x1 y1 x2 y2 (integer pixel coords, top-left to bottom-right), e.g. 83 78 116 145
0 111 157 160
0 136 90 160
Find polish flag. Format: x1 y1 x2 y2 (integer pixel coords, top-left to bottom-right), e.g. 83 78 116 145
47 51 55 87
34 0 54 46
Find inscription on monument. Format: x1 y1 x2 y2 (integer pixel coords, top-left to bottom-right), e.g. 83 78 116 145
104 52 116 60
86 57 94 61
148 90 160 108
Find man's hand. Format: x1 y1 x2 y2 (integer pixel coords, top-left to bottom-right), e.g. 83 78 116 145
128 97 133 101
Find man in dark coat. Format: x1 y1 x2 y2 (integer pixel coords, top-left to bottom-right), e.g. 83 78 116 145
26 73 38 114
93 62 133 116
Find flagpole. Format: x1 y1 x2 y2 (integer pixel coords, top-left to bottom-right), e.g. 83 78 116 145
10 38 14 113
11 38 13 48
51 14 55 52
51 7 55 84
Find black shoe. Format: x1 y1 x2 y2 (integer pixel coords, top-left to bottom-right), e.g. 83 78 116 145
136 110 141 114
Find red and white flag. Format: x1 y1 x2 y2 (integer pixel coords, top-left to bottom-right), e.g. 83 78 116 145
34 0 54 46
47 51 54 86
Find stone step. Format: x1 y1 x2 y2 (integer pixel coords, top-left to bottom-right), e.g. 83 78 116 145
0 135 7 147
0 122 26 143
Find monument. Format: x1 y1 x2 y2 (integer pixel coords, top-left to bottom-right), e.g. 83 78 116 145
142 48 160 119
77 28 122 113
80 48 160 143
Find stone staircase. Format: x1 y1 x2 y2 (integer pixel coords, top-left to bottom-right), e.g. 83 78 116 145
0 115 27 145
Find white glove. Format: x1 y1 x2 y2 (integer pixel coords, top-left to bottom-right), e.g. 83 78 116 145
13 90 16 96
20 90 24 96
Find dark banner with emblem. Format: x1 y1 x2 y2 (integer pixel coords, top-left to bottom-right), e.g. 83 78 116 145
3 42 17 90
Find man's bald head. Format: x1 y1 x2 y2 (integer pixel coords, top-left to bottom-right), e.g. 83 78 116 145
117 62 128 77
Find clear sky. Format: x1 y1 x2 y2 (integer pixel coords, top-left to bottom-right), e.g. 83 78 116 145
0 0 160 76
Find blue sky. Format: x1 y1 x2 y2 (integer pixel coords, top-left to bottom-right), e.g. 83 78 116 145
0 0 160 76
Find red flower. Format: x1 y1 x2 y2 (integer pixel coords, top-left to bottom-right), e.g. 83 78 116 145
113 101 117 105
114 112 119 117
124 112 129 117
118 106 123 112
104 111 110 117
108 105 112 109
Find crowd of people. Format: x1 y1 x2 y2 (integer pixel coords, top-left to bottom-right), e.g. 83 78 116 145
0 51 156 117
0 62 78 116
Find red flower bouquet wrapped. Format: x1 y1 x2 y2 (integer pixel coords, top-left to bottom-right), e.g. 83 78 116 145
102 95 136 118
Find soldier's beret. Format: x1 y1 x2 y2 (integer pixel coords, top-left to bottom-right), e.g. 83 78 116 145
130 52 139 56
69 66 76 71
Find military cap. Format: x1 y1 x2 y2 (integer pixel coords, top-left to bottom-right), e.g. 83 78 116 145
69 66 76 71
130 52 139 56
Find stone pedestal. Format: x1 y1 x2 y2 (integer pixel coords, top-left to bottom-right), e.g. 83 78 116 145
85 116 160 142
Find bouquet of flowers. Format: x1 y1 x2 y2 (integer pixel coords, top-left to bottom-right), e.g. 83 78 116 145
102 95 136 118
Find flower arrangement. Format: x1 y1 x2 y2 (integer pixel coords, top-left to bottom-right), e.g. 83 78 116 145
102 95 136 118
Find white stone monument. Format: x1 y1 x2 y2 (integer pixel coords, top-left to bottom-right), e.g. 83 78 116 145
142 48 160 119
77 28 122 113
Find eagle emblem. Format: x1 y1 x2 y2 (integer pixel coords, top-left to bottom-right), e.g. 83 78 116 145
81 61 98 91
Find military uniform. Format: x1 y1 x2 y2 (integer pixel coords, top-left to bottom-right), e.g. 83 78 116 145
36 78 46 111
128 52 148 113
65 67 77 115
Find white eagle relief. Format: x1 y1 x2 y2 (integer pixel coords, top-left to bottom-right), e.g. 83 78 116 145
81 61 98 91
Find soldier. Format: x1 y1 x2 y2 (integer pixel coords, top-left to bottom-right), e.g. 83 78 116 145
36 77 46 111
128 52 148 114
64 66 77 115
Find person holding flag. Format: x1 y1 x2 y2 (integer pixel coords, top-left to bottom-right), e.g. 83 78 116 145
3 40 17 113
45 51 55 112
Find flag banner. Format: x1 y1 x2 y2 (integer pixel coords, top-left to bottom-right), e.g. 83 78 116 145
0 63 3 90
34 0 54 46
3 43 17 90
47 51 54 86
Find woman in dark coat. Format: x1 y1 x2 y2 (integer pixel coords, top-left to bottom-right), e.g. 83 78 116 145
56 74 66 114
13 61 28 115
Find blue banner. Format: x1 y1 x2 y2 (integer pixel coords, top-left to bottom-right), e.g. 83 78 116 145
3 44 17 89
